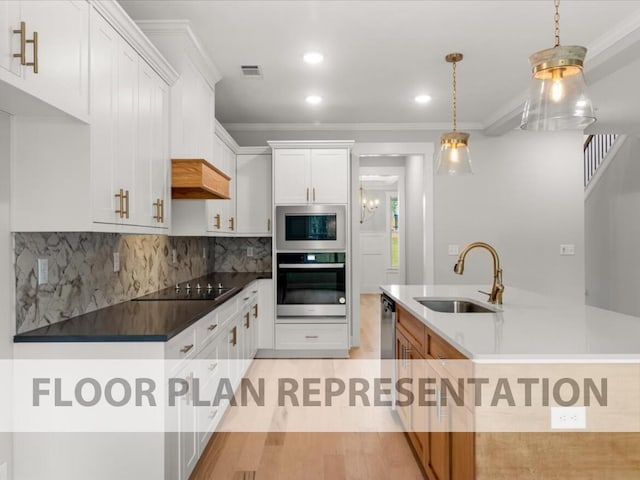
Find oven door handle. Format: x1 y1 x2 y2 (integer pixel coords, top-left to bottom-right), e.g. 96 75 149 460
278 263 345 269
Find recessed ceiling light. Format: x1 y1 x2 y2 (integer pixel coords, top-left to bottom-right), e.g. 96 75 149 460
303 52 324 65
305 95 322 105
415 94 432 104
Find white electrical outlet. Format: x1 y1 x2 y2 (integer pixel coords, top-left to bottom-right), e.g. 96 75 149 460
448 244 459 256
0 461 7 480
37 258 48 285
247 247 254 257
560 244 575 256
172 249 177 264
113 252 120 273
551 406 586 429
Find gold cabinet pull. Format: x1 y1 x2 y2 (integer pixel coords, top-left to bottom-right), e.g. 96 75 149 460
244 312 250 329
153 199 162 222
160 199 164 223
306 187 309 202
230 326 237 346
13 21 26 65
253 304 258 318
180 344 194 354
123 190 130 219
229 217 235 231
267 218 271 232
115 189 125 218
214 214 221 229
313 187 316 202
26 30 38 74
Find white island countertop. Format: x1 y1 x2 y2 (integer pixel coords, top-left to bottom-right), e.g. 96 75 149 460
381 285 640 360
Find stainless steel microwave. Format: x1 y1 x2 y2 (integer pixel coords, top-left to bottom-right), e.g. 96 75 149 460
276 205 346 251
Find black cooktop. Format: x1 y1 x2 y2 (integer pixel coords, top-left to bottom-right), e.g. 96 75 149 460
135 282 239 301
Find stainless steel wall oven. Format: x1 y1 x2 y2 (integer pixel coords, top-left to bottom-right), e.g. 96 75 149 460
276 252 347 317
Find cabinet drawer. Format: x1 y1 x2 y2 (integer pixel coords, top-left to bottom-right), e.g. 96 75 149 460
165 326 197 361
429 330 467 361
196 310 219 347
238 285 258 310
197 335 223 383
275 323 348 350
216 296 238 328
397 306 426 355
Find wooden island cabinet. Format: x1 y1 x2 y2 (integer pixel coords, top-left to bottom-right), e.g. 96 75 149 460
395 304 640 480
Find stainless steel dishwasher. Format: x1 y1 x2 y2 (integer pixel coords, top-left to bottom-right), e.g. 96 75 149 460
380 294 396 407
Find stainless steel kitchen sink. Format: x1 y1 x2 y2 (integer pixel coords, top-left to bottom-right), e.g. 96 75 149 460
415 298 497 313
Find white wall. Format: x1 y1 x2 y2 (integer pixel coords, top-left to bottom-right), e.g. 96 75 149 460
0 112 14 478
434 130 585 302
585 135 640 316
405 154 424 284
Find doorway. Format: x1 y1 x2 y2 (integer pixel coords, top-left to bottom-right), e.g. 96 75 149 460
358 171 405 292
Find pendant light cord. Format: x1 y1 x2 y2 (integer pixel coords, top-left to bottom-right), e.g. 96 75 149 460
452 60 457 132
554 0 561 47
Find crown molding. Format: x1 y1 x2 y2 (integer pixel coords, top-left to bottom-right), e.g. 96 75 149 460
136 20 222 88
267 140 355 150
90 1 178 85
214 119 240 152
224 122 483 132
236 146 272 155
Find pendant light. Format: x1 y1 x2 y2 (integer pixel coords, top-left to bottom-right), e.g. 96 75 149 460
436 53 472 175
521 0 596 130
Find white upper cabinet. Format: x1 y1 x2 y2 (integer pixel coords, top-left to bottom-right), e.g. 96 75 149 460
208 135 237 234
236 153 272 236
10 4 177 233
310 149 350 204
170 56 215 162
136 21 221 166
273 149 311 205
0 0 89 121
90 10 171 230
270 142 353 205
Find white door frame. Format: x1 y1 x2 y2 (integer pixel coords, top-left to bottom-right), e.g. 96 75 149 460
349 142 435 348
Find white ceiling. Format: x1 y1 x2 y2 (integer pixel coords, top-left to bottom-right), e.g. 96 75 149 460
119 0 640 133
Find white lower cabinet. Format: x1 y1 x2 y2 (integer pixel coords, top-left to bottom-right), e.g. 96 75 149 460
13 280 265 480
275 323 349 350
257 278 275 350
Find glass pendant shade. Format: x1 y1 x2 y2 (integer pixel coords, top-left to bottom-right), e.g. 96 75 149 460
436 132 472 175
521 45 596 130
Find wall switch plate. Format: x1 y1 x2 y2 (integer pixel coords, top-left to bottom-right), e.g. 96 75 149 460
113 252 120 273
37 258 48 285
172 249 177 264
0 461 7 480
560 244 575 255
448 244 459 256
551 406 586 429
247 247 254 257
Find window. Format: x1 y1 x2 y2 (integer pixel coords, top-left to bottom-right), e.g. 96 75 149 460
390 195 399 268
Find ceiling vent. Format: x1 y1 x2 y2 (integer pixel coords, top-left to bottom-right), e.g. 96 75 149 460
241 65 263 78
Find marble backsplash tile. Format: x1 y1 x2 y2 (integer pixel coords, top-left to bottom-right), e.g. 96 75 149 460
213 236 272 272
14 232 272 333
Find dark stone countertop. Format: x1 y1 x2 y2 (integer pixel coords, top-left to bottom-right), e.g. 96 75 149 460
14 272 271 343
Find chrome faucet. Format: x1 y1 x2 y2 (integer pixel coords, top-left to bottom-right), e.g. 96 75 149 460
454 242 504 304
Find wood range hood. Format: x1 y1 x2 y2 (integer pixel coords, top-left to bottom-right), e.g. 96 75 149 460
171 159 230 200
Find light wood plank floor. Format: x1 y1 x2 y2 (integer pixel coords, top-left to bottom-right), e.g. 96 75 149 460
190 294 423 480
